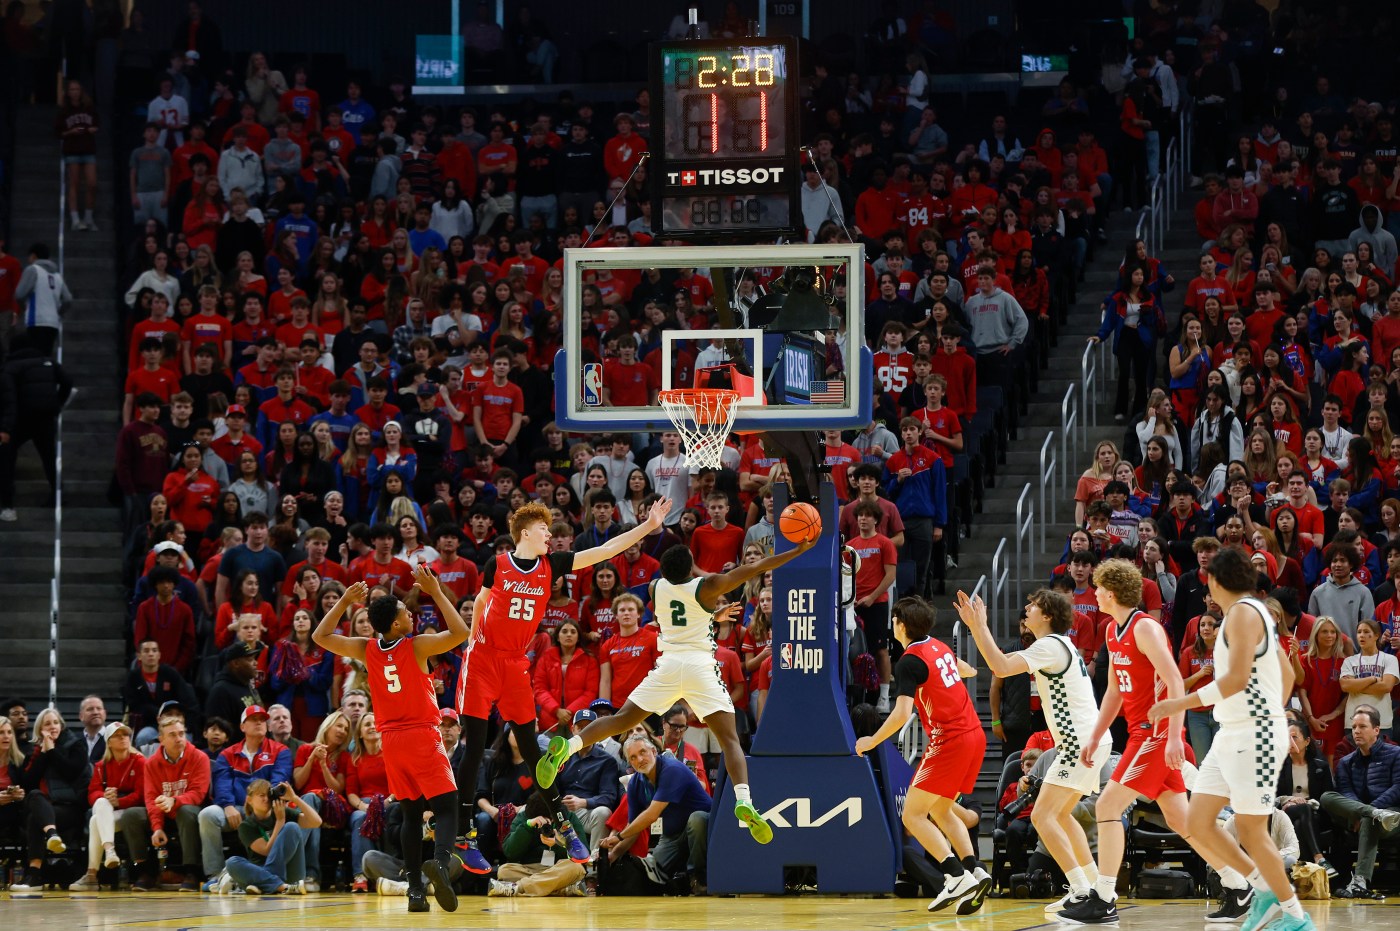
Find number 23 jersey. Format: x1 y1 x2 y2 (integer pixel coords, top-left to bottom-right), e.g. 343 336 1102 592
478 552 576 653
895 637 980 742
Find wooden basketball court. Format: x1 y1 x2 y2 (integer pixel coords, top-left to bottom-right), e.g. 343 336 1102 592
0 893 1391 929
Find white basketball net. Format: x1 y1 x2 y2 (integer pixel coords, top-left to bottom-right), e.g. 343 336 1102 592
658 389 740 472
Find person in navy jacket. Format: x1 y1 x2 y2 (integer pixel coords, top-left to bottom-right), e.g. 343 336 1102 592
197 705 293 884
1319 704 1400 897
883 417 948 602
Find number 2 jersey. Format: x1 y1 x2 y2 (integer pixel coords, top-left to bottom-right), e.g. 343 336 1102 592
894 637 981 744
364 636 440 731
652 577 716 653
476 551 576 653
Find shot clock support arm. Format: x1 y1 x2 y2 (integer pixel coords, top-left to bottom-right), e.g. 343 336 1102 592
800 145 855 244
583 152 650 246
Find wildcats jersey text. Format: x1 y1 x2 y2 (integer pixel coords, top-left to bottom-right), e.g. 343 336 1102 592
476 552 575 654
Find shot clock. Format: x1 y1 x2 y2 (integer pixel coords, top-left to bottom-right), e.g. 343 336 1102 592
651 37 800 239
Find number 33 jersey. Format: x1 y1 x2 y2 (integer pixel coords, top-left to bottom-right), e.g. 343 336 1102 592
896 637 981 742
478 552 576 653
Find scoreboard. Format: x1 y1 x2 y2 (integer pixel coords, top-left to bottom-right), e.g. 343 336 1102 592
651 38 800 239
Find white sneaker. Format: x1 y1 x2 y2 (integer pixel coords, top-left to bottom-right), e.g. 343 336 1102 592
875 696 892 714
1046 888 1087 913
46 832 66 854
217 872 234 895
68 873 100 892
71 217 83 231
487 878 518 897
927 870 979 912
302 877 320 893
0 509 16 522
1374 808 1400 832
562 879 589 896
957 866 993 915
377 877 408 896
83 216 97 231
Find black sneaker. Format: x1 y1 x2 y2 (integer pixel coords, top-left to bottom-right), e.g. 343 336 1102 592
1056 892 1120 925
407 887 430 913
421 857 459 912
1206 885 1253 922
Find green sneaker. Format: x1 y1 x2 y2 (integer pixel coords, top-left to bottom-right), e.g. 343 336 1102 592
736 800 773 844
1240 888 1281 931
537 735 570 789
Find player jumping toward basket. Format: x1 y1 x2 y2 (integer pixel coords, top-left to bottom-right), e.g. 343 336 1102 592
1056 558 1194 925
537 537 815 844
313 567 465 914
1148 547 1307 931
955 587 1114 917
454 499 676 871
855 597 991 914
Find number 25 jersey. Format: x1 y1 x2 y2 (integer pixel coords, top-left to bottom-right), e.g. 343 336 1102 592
364 636 440 731
478 552 576 653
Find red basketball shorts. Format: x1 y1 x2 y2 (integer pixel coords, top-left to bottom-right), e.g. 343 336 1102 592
380 726 457 801
913 727 986 798
1112 726 1187 798
458 645 535 725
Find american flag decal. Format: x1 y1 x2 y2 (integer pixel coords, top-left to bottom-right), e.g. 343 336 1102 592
810 379 844 403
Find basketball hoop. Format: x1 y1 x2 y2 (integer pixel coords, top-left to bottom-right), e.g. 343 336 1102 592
658 388 740 472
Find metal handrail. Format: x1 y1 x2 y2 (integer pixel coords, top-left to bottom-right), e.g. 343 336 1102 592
1014 484 1034 610
1039 432 1056 553
1080 341 1098 434
50 98 66 711
989 537 1010 640
1060 384 1078 493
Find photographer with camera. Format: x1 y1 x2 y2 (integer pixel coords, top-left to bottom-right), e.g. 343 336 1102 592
486 794 589 897
997 748 1043 877
221 779 322 894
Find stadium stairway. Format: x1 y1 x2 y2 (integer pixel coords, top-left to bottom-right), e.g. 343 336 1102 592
0 105 124 708
931 208 1169 805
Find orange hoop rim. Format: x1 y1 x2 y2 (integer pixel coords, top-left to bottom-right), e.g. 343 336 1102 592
658 388 741 427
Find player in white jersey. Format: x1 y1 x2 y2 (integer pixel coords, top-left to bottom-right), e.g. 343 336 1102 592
956 589 1113 915
536 536 815 843
1150 547 1306 931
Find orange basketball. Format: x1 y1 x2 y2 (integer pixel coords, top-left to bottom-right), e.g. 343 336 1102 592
778 502 822 544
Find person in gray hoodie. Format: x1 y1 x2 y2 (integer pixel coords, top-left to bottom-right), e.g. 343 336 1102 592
963 267 1029 394
1349 203 1398 280
799 161 843 242
1307 542 1375 643
369 137 402 202
217 127 264 202
12 243 72 357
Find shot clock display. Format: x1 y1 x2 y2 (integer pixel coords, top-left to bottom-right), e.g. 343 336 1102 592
651 38 799 239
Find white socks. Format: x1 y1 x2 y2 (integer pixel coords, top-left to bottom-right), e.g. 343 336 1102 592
1281 896 1305 918
1066 866 1091 896
879 683 890 700
1246 868 1269 892
1094 875 1118 902
734 783 751 803
1219 866 1248 890
564 735 583 756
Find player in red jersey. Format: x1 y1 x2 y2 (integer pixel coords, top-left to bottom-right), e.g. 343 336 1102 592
313 566 466 915
855 597 990 915
1059 559 1190 925
453 498 675 869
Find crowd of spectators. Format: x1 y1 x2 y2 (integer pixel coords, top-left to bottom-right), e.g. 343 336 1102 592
1054 4 1400 901
14 0 1398 905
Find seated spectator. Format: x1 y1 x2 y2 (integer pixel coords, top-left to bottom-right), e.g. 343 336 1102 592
199 705 292 888
486 794 589 897
600 733 712 893
222 778 323 894
142 715 211 892
122 640 196 746
660 705 711 795
532 619 600 732
0 716 67 894
19 707 90 843
473 724 535 863
68 722 149 891
204 641 265 729
1276 719 1336 878
996 747 1042 876
347 712 391 893
1320 705 1400 898
550 709 621 852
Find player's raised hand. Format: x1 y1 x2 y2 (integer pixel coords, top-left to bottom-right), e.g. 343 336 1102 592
712 602 743 626
413 564 443 598
953 591 988 629
645 496 674 527
343 581 370 606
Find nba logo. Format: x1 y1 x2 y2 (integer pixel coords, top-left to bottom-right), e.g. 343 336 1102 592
582 363 603 406
779 642 793 670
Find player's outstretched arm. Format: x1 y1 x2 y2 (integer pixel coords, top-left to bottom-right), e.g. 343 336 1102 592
572 497 674 569
697 536 817 606
853 695 914 756
953 591 1028 678
412 565 469 661
1150 602 1264 723
313 581 369 662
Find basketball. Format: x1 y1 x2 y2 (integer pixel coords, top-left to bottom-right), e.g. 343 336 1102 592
778 502 822 543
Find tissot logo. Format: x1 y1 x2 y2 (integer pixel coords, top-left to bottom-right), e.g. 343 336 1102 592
666 166 786 187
